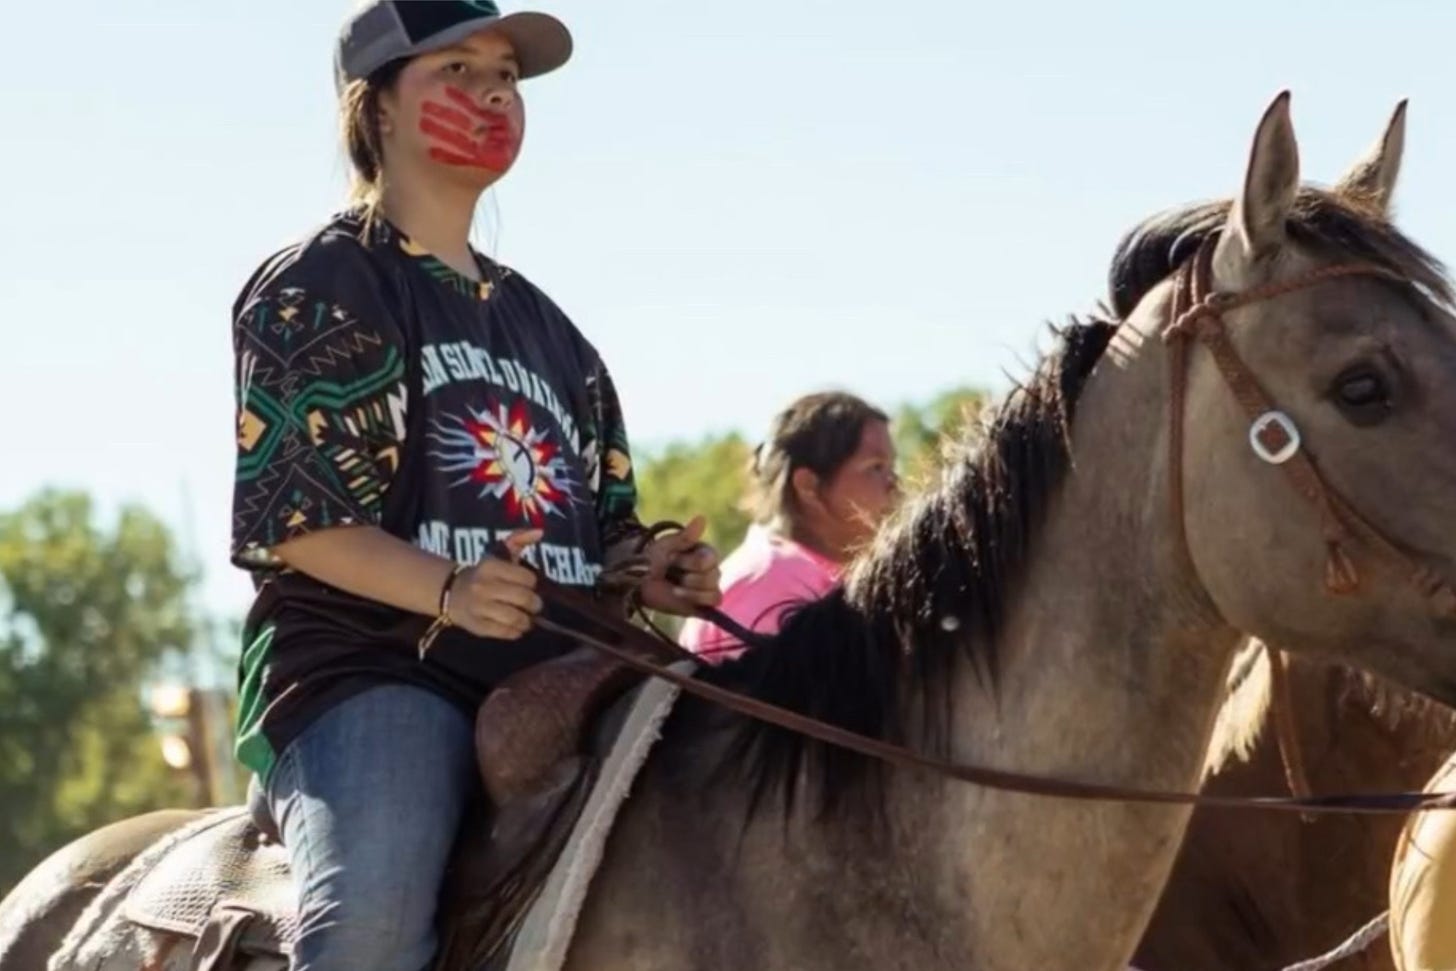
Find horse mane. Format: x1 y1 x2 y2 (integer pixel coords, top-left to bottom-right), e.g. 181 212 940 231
1201 640 1275 779
1107 187 1451 318
1203 642 1456 782
693 315 1117 822
1334 667 1456 742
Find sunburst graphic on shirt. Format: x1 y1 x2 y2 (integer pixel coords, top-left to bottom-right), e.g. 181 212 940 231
428 400 577 525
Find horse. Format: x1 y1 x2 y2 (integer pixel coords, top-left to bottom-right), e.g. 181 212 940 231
1105 108 1456 970
7 91 1456 971
1136 641 1456 971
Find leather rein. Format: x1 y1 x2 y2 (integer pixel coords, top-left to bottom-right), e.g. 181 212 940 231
528 242 1456 815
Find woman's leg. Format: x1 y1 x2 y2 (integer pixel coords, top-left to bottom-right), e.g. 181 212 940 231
266 683 476 971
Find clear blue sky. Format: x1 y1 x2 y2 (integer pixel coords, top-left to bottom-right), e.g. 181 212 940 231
4 0 1456 620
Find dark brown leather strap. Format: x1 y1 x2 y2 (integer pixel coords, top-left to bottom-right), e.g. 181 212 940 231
532 586 1456 815
1267 647 1315 818
532 571 1456 815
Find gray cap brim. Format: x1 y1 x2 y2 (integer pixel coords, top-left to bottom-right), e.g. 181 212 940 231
338 10 572 90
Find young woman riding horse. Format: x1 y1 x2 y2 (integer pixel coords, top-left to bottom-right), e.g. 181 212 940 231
226 4 721 970
8 90 1456 971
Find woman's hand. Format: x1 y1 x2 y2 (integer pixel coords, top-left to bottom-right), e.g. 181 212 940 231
448 529 544 640
638 516 723 616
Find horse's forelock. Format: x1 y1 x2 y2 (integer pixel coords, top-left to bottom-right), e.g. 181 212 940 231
1108 189 1451 321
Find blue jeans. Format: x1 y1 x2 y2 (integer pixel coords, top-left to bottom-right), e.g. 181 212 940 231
258 684 477 971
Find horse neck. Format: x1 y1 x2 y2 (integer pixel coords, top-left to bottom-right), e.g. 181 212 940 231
886 293 1248 967
574 300 1255 971
980 328 1241 789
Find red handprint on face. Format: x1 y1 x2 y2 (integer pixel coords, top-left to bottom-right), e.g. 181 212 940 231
419 86 521 172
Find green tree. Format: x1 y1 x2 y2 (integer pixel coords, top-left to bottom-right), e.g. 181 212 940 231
892 385 988 483
0 490 196 892
635 432 755 555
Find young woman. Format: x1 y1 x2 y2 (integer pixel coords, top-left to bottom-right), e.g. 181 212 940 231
678 391 898 661
228 4 721 970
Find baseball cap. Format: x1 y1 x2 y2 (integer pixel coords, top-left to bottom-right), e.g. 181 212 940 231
335 1 572 91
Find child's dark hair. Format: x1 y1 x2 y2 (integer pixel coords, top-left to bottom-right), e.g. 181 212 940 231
750 392 888 524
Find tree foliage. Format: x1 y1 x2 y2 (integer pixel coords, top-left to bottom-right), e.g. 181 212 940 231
634 432 755 552
891 385 988 484
0 491 195 892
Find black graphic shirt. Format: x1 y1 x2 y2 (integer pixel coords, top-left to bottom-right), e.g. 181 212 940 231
229 211 642 781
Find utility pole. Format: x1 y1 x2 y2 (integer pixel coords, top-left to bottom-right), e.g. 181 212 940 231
148 480 243 808
183 481 242 806
150 683 207 807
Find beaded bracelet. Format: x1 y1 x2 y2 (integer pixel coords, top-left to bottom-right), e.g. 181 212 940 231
418 563 469 660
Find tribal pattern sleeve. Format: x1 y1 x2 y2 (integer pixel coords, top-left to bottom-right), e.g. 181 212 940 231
584 359 646 552
230 246 408 569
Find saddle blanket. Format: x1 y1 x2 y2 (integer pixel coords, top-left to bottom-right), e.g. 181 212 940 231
501 659 691 971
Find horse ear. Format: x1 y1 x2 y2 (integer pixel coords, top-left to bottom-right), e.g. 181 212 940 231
1332 99 1407 213
1219 91 1300 271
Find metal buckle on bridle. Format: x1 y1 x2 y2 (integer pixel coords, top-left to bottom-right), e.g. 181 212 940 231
1249 411 1302 465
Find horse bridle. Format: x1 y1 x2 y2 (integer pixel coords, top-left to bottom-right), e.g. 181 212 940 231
1164 235 1456 620
523 242 1456 815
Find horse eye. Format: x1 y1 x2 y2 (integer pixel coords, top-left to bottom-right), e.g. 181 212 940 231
1339 373 1384 405
1331 366 1393 425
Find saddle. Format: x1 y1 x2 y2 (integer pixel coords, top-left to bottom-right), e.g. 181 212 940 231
123 646 644 971
123 808 294 968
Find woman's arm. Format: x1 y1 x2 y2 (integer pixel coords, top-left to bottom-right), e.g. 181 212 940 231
272 525 457 616
274 525 544 640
